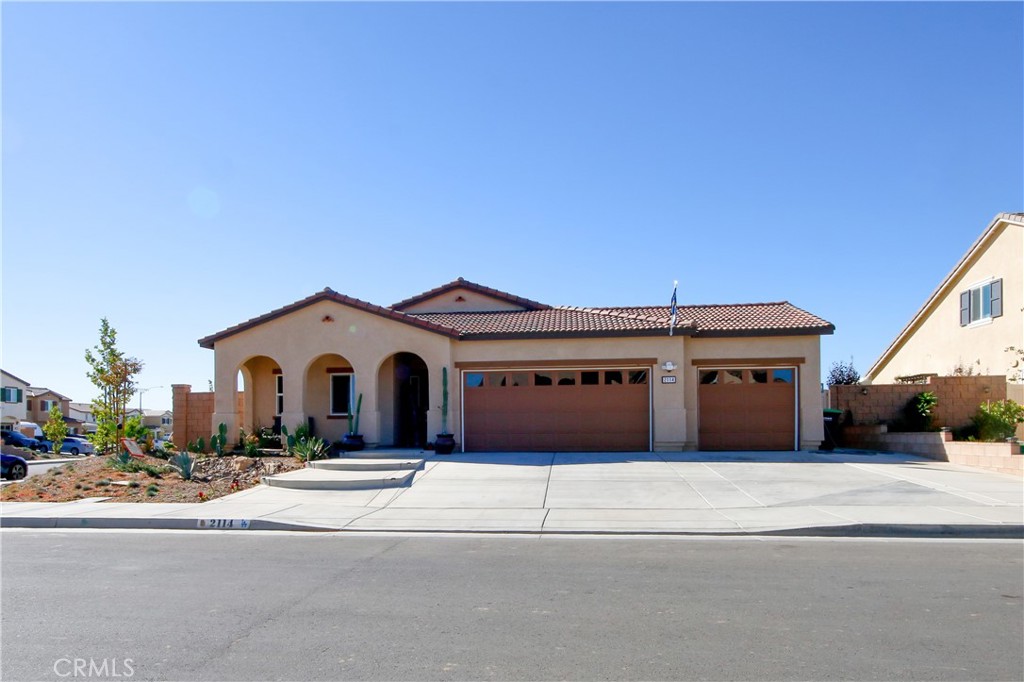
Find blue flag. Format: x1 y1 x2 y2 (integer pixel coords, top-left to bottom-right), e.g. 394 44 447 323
669 281 678 336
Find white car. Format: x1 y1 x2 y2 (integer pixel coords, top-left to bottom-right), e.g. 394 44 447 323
60 435 95 456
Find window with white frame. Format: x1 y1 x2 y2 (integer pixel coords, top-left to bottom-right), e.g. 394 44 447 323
329 373 353 415
40 399 56 412
960 279 1002 326
0 387 23 403
276 375 284 416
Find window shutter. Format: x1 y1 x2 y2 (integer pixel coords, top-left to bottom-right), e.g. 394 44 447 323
959 291 970 326
990 279 1003 318
15 388 22 402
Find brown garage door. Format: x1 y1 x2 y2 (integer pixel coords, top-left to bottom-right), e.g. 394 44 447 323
463 368 650 452
698 367 796 451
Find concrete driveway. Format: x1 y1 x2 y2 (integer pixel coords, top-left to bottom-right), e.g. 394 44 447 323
3 450 1021 535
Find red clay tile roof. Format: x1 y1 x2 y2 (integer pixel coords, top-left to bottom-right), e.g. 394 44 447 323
391 277 551 311
410 302 833 339
199 285 833 348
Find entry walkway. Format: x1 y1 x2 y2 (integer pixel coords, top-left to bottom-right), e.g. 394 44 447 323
2 450 1021 536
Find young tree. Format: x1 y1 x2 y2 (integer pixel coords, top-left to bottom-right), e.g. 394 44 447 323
42 404 68 455
85 318 144 453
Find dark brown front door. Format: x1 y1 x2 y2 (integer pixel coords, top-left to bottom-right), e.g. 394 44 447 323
463 368 650 452
698 367 796 451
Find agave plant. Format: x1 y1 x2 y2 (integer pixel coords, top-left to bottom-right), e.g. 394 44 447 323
293 436 329 464
168 451 197 481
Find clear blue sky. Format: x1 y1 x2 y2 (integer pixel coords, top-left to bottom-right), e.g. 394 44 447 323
3 2 1022 411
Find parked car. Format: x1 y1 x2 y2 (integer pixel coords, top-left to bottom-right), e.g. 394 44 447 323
1 453 28 480
1 431 42 451
64 434 96 454
37 437 94 456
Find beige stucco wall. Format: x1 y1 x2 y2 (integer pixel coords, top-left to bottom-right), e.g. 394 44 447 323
212 299 452 447
869 220 1023 383
684 335 824 450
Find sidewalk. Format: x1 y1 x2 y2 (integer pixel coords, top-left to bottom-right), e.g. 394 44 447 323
2 450 1021 537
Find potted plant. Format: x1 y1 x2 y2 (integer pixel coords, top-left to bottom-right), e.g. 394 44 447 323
434 368 456 455
341 393 365 451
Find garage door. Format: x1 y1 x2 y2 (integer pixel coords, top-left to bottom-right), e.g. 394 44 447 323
463 368 650 452
698 367 796 451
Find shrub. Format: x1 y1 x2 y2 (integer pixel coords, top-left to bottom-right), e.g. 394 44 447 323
901 391 938 431
108 456 167 478
972 400 1024 442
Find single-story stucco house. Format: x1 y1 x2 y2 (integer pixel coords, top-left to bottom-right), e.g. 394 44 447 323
198 279 834 452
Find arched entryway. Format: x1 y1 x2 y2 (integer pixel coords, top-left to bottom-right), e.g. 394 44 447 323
304 353 356 443
237 355 282 435
378 352 429 448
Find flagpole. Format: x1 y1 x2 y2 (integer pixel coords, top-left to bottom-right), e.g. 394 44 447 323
669 280 678 337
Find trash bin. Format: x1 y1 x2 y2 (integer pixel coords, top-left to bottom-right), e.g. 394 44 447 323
822 409 843 451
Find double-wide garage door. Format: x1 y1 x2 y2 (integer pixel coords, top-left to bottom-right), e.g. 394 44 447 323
698 367 796 451
463 368 650 452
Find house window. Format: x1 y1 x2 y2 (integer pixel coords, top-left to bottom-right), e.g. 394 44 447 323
40 399 55 412
330 373 353 415
960 279 1002 326
276 375 284 415
0 387 22 403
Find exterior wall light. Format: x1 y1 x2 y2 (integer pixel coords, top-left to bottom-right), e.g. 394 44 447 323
661 361 677 372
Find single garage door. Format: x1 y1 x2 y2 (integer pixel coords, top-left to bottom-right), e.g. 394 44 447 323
463 368 650 452
698 367 796 451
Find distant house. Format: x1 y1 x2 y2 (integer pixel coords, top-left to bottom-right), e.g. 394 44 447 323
195 278 834 452
124 408 173 440
865 212 1022 383
1 370 31 431
25 387 82 433
68 402 98 433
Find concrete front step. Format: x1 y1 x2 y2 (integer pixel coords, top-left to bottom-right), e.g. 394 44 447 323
311 458 424 472
341 448 430 460
262 467 416 491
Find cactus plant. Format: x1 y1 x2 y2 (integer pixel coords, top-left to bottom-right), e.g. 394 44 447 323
441 367 449 435
281 424 296 452
211 422 228 456
347 393 363 435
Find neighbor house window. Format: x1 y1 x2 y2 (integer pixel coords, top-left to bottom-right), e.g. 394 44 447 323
40 399 55 411
960 279 1002 325
0 387 22 403
330 373 353 415
276 375 284 415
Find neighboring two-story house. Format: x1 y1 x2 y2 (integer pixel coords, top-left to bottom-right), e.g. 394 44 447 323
865 212 1022 383
1 370 31 432
25 387 82 433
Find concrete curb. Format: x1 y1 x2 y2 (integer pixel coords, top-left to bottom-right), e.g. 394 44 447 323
0 517 337 532
2 516 1020 538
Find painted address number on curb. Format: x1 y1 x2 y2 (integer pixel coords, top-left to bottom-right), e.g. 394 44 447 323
197 519 251 529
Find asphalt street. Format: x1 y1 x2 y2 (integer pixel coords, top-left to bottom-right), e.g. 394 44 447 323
1 531 1021 681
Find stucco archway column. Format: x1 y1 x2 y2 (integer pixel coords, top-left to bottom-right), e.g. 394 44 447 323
212 352 241 444
279 361 306 435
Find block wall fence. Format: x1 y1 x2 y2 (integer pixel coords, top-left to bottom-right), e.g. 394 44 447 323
830 375 1010 430
172 385 243 452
